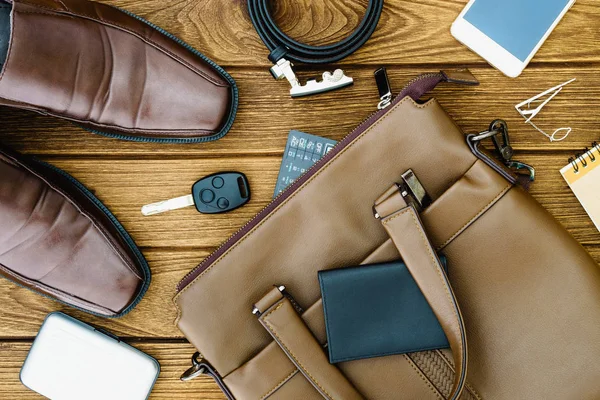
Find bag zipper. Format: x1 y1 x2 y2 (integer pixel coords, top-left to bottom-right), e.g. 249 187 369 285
176 72 444 292
374 67 392 109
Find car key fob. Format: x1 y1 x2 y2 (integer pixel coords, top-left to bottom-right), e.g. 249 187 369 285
192 172 250 214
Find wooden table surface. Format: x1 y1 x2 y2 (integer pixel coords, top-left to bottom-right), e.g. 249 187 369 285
1 0 599 398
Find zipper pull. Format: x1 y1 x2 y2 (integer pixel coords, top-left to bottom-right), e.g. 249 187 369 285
374 67 392 110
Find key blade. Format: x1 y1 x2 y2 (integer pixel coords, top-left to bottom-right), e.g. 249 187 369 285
141 194 195 216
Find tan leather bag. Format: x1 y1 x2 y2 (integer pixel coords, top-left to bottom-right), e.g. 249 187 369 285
174 71 600 400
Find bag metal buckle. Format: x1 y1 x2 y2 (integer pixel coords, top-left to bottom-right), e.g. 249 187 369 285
489 120 514 163
471 120 535 182
180 352 206 381
270 58 354 98
400 170 431 212
373 170 431 219
507 161 536 182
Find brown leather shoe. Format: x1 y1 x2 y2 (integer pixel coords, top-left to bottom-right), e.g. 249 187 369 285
0 143 150 317
0 0 237 143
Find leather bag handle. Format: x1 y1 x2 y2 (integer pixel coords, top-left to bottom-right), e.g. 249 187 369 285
253 287 365 400
249 184 469 400
374 187 468 400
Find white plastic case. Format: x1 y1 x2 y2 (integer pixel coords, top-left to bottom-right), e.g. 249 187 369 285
20 312 160 400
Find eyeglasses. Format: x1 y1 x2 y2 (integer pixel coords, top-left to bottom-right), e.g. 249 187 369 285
515 78 575 142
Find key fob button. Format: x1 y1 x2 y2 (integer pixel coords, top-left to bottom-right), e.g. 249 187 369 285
200 189 215 204
212 177 225 189
192 172 251 214
217 197 230 209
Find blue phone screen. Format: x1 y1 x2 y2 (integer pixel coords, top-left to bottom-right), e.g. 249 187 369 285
464 0 571 62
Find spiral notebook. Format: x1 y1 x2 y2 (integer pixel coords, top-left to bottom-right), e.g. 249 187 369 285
560 143 600 232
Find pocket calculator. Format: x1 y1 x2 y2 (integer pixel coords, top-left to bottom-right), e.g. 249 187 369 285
274 130 337 198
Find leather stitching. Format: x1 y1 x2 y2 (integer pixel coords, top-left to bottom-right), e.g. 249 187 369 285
383 208 458 320
0 262 116 315
175 95 437 304
0 89 216 135
436 350 483 400
259 369 298 400
403 354 444 399
15 9 54 16
465 382 483 400
261 301 335 400
1 8 223 134
2 151 142 281
383 207 465 386
437 182 513 250
14 1 228 87
74 117 215 135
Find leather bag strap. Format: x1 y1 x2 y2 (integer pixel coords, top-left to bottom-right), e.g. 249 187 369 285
254 287 365 400
374 188 468 400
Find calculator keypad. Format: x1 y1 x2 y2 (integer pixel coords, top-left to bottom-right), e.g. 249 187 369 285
274 130 337 198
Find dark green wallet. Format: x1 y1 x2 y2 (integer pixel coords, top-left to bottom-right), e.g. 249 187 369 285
318 258 449 363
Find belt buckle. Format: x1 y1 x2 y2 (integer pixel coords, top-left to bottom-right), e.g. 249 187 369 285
270 58 354 98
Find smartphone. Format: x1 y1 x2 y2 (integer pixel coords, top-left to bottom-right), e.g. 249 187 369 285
451 0 575 78
20 312 160 400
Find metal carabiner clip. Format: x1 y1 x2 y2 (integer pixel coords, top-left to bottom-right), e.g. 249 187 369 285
488 120 514 163
180 352 206 381
470 120 535 183
507 161 536 182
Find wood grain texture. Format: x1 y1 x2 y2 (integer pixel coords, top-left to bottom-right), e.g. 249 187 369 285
0 250 209 338
0 0 599 398
95 0 600 67
4 242 600 340
8 154 599 250
1 66 598 156
0 152 600 339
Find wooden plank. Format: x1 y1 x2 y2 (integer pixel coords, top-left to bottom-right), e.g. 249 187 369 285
0 153 599 339
20 153 600 248
520 152 600 245
43 157 279 248
0 341 225 399
0 250 207 338
0 0 598 398
104 0 600 67
2 240 600 340
0 66 597 156
7 153 600 249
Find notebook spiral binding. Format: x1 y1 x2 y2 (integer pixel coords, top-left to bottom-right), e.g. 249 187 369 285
568 142 600 173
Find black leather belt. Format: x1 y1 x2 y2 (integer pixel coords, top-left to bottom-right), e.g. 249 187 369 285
247 0 384 97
